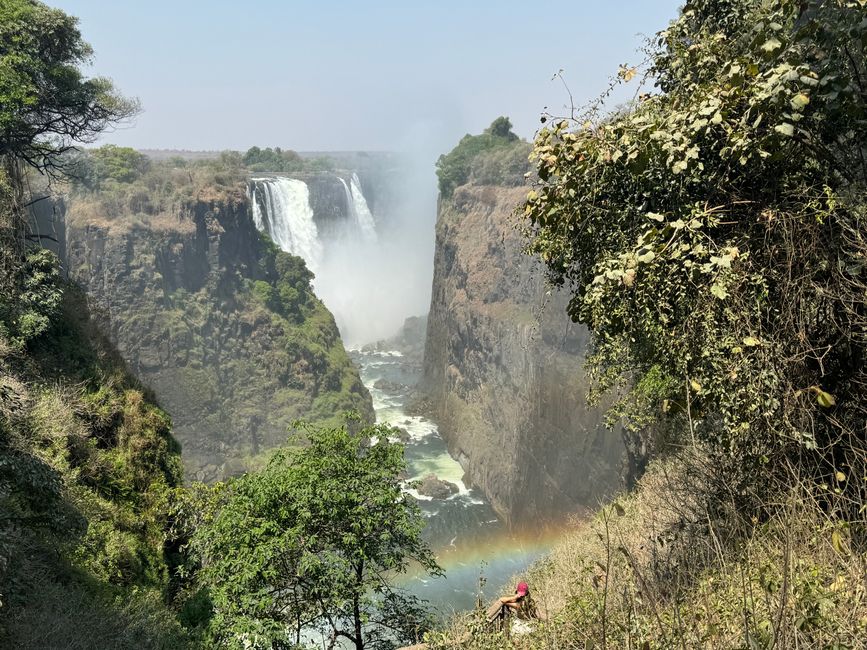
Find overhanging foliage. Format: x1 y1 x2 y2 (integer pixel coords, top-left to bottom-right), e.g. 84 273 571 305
522 0 867 510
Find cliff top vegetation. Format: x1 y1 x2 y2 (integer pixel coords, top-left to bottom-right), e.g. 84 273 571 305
62 144 336 231
435 117 532 197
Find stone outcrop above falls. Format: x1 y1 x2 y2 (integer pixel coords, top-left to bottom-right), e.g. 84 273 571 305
63 186 373 482
299 173 351 239
422 184 625 525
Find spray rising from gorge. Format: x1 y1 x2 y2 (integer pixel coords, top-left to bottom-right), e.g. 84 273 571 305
248 170 433 346
246 169 533 608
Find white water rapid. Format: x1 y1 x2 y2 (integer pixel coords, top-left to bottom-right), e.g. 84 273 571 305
247 167 555 615
249 177 323 274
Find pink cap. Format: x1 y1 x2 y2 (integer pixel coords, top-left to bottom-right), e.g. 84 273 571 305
516 582 529 596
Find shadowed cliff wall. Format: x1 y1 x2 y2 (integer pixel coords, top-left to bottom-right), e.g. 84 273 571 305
63 186 372 481
422 184 625 524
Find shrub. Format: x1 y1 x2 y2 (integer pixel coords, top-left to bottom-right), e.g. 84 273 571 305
436 117 526 196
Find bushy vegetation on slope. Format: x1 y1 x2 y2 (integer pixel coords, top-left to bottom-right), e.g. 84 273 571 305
524 0 867 510
429 0 867 647
435 117 531 197
0 1 195 645
0 237 190 648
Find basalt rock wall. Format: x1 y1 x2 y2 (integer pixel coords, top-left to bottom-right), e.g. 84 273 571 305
63 186 372 481
422 184 625 524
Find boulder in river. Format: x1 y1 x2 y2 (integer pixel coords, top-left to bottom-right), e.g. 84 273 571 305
373 378 405 393
417 474 459 499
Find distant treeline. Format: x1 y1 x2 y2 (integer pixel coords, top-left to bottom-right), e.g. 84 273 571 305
241 146 333 173
62 145 339 219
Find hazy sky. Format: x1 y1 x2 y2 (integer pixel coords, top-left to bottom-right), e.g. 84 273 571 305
52 0 681 153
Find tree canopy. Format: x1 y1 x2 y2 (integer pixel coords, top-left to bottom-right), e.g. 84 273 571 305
242 146 333 173
0 0 138 173
435 116 524 196
522 0 867 506
186 420 441 650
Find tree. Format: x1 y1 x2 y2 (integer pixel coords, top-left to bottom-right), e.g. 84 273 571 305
522 0 867 509
0 0 139 174
70 144 151 190
435 116 522 197
1 0 138 319
484 116 518 141
189 419 441 649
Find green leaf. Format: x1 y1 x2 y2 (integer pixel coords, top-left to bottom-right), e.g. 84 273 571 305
790 93 810 111
761 37 782 52
816 389 836 408
743 336 761 346
711 283 729 299
774 123 795 137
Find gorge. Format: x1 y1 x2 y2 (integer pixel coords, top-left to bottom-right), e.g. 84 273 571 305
4 2 865 646
50 142 623 610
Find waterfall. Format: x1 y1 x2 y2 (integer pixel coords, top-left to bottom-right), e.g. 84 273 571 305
337 176 354 232
349 173 378 242
248 172 397 345
336 174 378 243
249 184 266 231
249 177 323 274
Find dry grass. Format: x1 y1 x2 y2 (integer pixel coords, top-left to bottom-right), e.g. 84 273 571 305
65 198 198 235
429 448 867 649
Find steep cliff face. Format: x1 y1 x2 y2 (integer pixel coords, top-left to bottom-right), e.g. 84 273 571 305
63 186 373 481
423 185 624 524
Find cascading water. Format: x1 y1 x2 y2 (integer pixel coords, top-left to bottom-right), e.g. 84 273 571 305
247 166 549 614
251 172 396 344
335 174 378 243
248 177 323 274
249 184 266 232
349 173 378 243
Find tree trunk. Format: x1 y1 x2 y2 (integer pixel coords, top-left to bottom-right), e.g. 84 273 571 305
354 560 364 650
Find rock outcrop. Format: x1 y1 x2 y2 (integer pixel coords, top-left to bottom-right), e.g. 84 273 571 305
63 185 373 482
417 474 460 500
422 184 625 524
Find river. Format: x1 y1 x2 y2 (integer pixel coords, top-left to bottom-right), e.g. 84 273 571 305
351 345 559 617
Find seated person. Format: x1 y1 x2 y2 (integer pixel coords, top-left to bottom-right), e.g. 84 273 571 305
488 581 538 622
